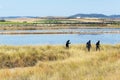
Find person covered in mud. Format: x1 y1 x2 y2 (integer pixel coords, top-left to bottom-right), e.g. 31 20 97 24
66 40 71 48
86 40 91 52
96 40 100 51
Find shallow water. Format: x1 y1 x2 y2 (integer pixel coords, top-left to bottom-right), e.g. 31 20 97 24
0 34 119 45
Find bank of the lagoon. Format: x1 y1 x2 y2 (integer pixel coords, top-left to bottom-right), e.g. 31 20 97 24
0 34 120 45
0 45 120 80
0 28 120 34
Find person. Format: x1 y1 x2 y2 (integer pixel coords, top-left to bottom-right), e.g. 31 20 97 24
96 40 100 51
86 40 91 52
66 40 71 48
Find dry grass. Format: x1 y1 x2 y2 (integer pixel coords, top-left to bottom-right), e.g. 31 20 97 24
0 44 120 80
69 18 103 22
6 18 40 23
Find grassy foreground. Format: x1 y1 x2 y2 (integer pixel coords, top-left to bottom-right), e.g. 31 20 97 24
0 45 120 80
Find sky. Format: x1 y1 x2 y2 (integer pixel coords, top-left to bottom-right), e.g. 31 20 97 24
0 0 120 16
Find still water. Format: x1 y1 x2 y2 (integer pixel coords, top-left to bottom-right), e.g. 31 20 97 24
0 34 119 45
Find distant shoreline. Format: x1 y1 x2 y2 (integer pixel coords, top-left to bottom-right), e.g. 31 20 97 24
0 31 120 35
0 26 120 34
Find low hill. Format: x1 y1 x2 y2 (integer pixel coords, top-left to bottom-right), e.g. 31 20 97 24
68 14 120 19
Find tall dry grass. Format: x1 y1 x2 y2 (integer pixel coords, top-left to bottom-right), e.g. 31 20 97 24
0 44 120 80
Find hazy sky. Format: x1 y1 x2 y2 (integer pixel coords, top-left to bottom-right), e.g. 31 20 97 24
0 0 120 16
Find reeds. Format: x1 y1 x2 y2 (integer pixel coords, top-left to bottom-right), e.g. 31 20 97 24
0 44 120 80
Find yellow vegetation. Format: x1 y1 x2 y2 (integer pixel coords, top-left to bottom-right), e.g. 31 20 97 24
0 44 120 80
